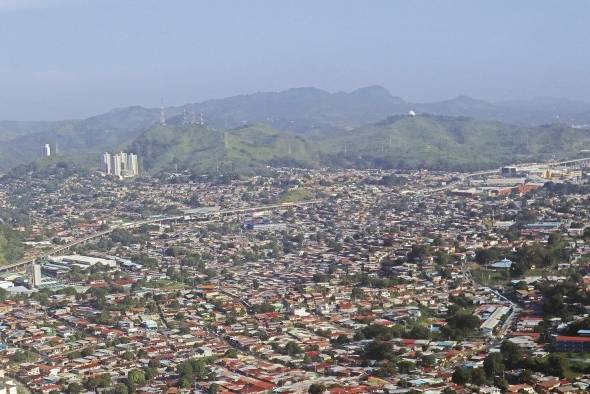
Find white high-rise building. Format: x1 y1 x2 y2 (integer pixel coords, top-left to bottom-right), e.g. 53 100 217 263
43 144 51 157
102 152 112 174
102 151 139 178
127 153 139 176
112 153 122 177
120 152 128 172
29 263 42 288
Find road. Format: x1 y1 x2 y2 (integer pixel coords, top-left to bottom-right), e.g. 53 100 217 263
417 156 590 196
461 260 520 344
5 155 590 273
0 200 321 273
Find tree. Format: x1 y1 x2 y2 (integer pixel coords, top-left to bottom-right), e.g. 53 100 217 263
397 360 414 373
208 383 220 394
483 352 505 378
421 354 436 367
495 376 509 391
112 384 129 394
312 273 329 283
333 334 350 345
351 287 365 300
511 261 528 277
284 341 302 356
144 367 157 381
84 374 111 390
452 367 471 385
10 350 35 363
376 361 397 377
501 341 523 369
471 368 487 385
406 324 430 340
363 340 393 361
442 308 481 339
475 247 503 265
177 360 194 383
178 377 192 388
543 293 565 317
127 369 146 386
308 383 326 394
66 383 82 394
190 358 210 380
121 350 135 361
546 354 567 378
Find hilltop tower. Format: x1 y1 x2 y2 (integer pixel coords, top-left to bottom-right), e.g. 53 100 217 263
182 109 189 125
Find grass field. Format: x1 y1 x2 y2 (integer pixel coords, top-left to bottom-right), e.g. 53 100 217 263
144 279 186 290
279 187 313 203
470 267 510 287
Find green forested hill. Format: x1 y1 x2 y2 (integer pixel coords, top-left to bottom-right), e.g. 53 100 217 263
3 110 589 175
130 115 590 174
129 123 317 174
314 115 590 171
2 87 590 172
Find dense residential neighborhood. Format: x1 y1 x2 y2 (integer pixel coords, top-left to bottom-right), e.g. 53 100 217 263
0 161 589 393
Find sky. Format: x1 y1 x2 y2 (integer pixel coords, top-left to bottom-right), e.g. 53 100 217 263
0 0 589 120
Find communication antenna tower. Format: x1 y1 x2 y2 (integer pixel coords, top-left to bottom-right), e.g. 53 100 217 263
160 103 166 126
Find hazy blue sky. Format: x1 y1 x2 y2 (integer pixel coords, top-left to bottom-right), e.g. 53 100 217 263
0 0 588 120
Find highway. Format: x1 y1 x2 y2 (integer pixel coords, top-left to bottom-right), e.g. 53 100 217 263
0 199 321 273
418 156 590 196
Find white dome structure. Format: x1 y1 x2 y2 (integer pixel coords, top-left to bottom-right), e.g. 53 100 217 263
408 110 416 117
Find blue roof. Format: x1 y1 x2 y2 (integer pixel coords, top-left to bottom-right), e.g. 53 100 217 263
526 222 561 228
491 258 513 268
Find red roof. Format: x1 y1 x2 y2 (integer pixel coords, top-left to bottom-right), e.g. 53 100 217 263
555 335 590 343
510 332 540 340
329 387 369 394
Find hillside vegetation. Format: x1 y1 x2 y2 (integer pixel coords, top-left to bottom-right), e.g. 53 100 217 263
129 123 317 174
315 115 590 171
127 114 590 174
0 106 160 169
0 225 23 266
2 86 590 171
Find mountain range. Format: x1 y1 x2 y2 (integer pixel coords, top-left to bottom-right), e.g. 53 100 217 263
1 86 590 173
